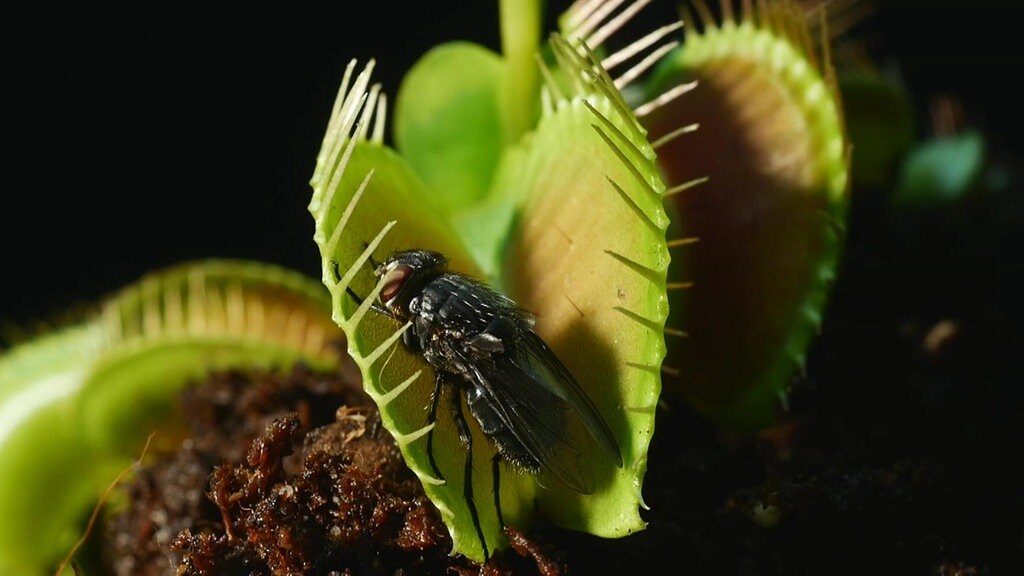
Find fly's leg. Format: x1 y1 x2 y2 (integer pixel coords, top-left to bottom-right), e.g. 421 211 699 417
330 250 390 318
425 372 445 482
492 453 506 528
343 285 394 319
451 390 488 559
361 241 382 270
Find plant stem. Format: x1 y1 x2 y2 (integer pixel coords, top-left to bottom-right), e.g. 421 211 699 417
500 0 542 145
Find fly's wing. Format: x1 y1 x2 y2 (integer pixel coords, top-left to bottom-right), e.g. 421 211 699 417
464 316 622 494
513 330 623 469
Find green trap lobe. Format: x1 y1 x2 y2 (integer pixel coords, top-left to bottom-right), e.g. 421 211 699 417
497 95 668 536
644 13 850 431
0 260 344 576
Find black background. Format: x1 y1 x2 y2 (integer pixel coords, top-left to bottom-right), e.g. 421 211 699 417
4 1 1022 571
4 1 1021 322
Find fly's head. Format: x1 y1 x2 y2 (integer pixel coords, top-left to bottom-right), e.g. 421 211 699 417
375 249 448 318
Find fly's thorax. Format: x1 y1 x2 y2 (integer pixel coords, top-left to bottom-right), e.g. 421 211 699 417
429 275 513 336
406 288 471 377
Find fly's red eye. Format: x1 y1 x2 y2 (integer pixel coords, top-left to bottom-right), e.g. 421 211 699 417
381 264 412 304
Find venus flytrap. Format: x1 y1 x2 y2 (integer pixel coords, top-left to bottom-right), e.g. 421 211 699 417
308 0 683 561
0 261 343 575
0 1 859 572
629 0 851 432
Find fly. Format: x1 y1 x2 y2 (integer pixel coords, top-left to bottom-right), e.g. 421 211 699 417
344 249 622 557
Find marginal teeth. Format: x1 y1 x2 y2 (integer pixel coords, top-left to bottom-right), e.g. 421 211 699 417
602 21 684 70
563 0 683 95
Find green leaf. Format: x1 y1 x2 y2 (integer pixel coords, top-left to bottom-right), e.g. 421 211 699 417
0 326 109 576
76 260 342 454
497 100 668 537
497 35 669 537
0 260 343 575
395 42 506 213
893 131 985 208
642 6 850 431
839 70 916 189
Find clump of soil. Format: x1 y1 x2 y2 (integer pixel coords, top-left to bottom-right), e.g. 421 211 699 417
171 409 450 574
102 362 560 575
